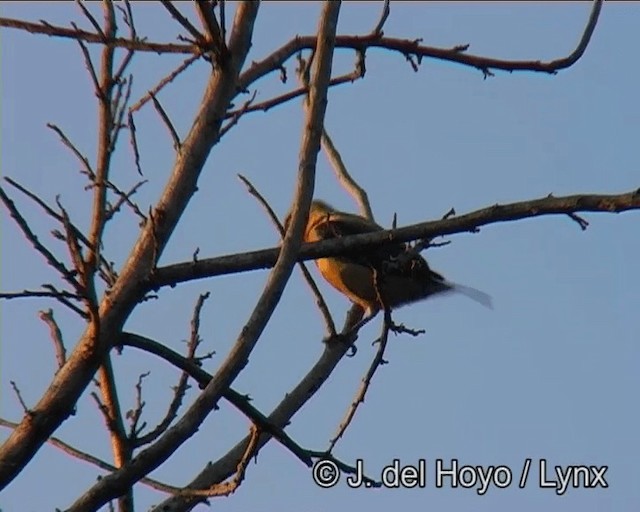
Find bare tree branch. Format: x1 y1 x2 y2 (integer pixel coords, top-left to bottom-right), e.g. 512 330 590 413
0 418 184 495
195 0 226 59
226 54 365 119
296 52 373 220
3 177 117 286
160 1 205 43
0 289 82 301
0 186 82 293
238 0 603 89
0 16 197 53
38 309 67 370
329 309 392 451
131 293 209 447
151 189 640 290
371 0 391 36
1 0 603 74
149 92 182 151
118 332 313 467
153 328 355 510
129 54 201 114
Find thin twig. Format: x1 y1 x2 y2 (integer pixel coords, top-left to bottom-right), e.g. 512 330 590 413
56 197 87 287
10 382 31 414
129 53 201 114
0 418 186 494
72 24 103 99
126 371 150 439
328 309 391 451
225 66 364 119
132 293 211 447
46 123 95 178
237 174 337 337
182 425 261 498
105 179 148 221
38 309 67 369
1 178 116 286
371 0 391 36
150 92 181 150
567 212 589 230
219 90 257 139
109 75 134 155
0 186 82 293
160 1 205 43
42 284 90 319
322 128 373 220
75 0 104 39
0 289 82 300
113 1 137 84
127 111 144 176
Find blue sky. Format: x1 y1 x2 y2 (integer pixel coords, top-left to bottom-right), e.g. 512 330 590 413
1 2 639 511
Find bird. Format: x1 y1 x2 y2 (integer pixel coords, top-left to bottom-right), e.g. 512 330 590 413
284 199 492 319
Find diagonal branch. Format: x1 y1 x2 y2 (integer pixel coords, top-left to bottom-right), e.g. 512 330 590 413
195 0 226 58
3 177 117 286
119 332 312 466
225 53 365 119
237 173 337 337
129 53 201 114
0 418 183 495
329 309 391 451
0 186 82 294
152 323 356 510
160 1 204 43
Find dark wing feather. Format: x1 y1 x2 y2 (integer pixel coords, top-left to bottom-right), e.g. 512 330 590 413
311 213 416 270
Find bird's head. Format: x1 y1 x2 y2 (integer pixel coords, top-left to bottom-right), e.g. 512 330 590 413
282 199 336 238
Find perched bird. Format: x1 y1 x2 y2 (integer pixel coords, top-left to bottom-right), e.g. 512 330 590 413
285 200 492 318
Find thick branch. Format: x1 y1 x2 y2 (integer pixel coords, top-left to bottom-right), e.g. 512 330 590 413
152 189 640 290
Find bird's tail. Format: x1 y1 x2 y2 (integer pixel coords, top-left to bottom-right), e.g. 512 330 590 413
443 280 493 309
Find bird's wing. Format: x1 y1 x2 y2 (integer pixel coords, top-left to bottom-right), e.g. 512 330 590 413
310 212 414 269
